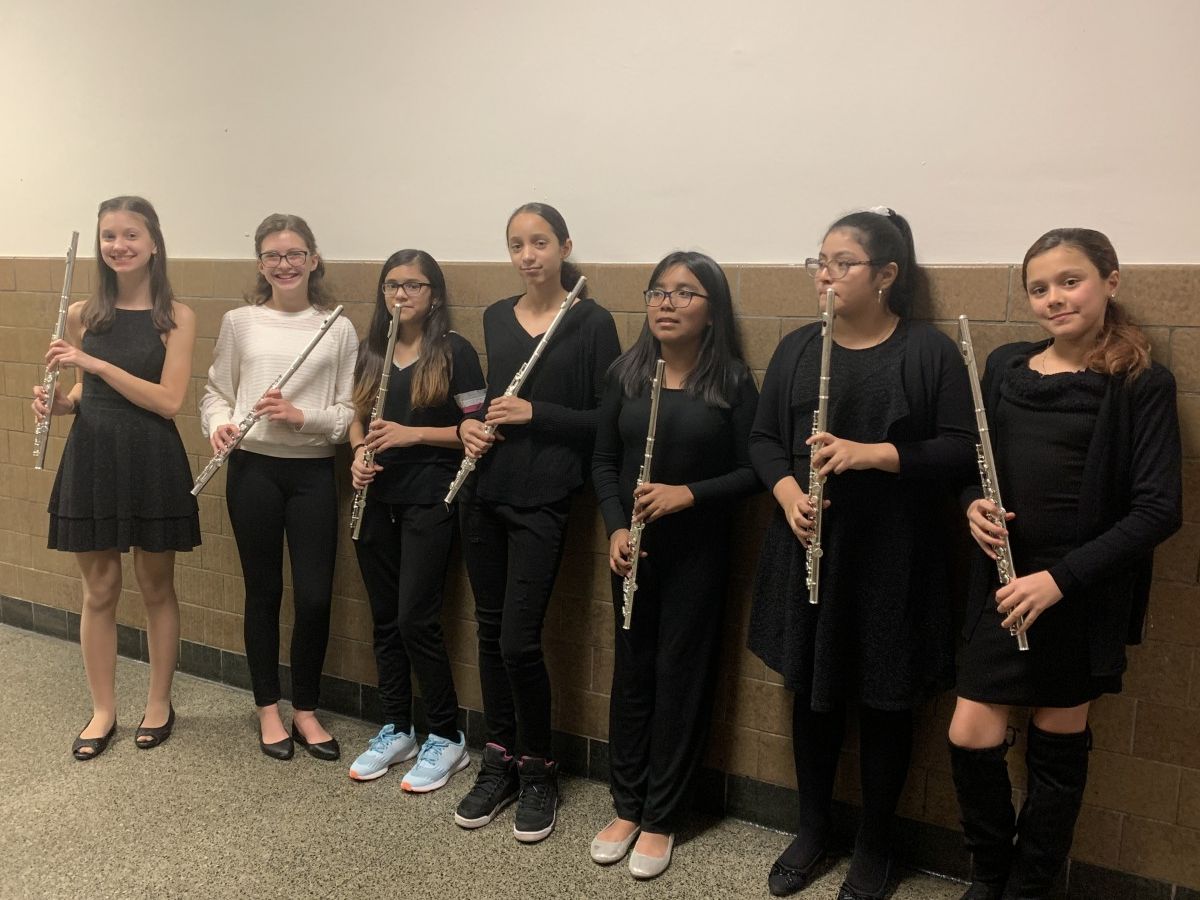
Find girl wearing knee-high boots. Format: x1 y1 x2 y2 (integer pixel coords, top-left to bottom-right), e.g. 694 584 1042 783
589 251 759 879
36 196 200 759
200 214 358 761
748 208 977 899
947 229 1182 900
453 202 621 843
346 250 484 789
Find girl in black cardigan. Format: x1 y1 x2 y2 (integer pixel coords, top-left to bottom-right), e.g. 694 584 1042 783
590 251 759 880
948 229 1182 900
748 209 976 900
454 203 621 843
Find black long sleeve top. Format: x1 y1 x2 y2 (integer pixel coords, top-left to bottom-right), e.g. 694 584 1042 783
470 296 621 507
591 367 761 537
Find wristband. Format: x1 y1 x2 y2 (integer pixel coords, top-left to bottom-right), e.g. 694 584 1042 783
351 442 365 455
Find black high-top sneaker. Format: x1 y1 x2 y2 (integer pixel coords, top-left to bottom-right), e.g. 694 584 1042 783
453 742 519 828
513 756 559 843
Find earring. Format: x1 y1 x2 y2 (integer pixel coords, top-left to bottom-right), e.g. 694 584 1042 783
877 288 884 305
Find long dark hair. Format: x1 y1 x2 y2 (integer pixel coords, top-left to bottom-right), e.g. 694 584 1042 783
84 195 176 334
1021 228 1149 378
247 213 337 309
506 201 589 298
610 251 747 408
352 250 454 417
825 207 921 317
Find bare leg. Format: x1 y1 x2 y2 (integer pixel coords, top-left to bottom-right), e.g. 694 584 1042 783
292 709 332 744
597 817 640 842
132 548 179 736
949 696 1012 749
1031 703 1090 734
258 703 288 744
75 550 123 749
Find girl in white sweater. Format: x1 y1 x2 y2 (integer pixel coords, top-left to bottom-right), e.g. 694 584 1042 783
200 213 357 761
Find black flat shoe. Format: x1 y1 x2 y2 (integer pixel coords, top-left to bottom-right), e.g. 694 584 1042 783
291 723 340 761
837 859 893 900
73 719 117 761
259 733 294 760
136 705 175 750
768 846 828 897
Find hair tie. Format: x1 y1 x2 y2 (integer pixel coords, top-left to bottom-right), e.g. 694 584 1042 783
867 206 893 217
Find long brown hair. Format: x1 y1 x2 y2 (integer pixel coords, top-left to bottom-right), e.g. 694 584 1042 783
352 250 455 418
84 196 176 333
247 213 337 309
1021 228 1150 378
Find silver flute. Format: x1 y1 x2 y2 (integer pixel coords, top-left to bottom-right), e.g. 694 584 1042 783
349 301 403 540
33 231 80 470
958 315 1030 651
192 305 344 496
443 275 586 505
805 289 836 605
621 358 666 630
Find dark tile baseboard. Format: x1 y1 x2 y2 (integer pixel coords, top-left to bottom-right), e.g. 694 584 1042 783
1 593 1185 899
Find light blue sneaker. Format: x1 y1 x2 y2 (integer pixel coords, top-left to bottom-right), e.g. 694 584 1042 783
401 731 470 793
348 724 418 782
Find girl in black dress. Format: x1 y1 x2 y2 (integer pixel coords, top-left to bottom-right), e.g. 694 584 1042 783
453 202 620 843
346 249 485 789
748 209 977 899
589 251 759 879
35 195 200 759
948 229 1183 900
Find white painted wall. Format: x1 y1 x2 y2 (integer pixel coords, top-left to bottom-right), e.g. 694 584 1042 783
2 1 1198 263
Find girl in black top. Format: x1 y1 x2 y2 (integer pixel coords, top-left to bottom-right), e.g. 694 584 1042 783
947 229 1182 900
454 203 621 843
589 251 759 879
36 196 200 760
748 209 976 899
347 250 485 789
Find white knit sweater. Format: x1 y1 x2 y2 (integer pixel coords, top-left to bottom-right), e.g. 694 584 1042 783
199 304 358 458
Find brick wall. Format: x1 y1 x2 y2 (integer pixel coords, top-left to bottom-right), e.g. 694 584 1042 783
1 254 1197 889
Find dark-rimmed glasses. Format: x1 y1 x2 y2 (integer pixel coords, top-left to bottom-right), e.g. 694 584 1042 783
259 250 309 268
382 280 432 298
804 258 879 280
644 288 707 308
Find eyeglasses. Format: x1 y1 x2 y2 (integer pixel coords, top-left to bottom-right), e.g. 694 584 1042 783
804 258 879 280
644 288 707 308
259 250 309 268
382 280 431 298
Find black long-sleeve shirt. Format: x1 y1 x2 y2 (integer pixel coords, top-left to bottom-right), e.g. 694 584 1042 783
591 368 761 537
472 296 621 506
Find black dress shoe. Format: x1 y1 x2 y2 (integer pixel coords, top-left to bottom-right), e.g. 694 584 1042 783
291 723 340 761
73 719 117 761
259 733 294 760
837 859 893 900
768 847 827 897
136 705 175 750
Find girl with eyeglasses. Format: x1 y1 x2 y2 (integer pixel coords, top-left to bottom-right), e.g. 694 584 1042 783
748 209 976 899
453 202 621 843
589 251 759 879
36 196 200 760
344 250 484 790
947 229 1181 900
200 213 357 762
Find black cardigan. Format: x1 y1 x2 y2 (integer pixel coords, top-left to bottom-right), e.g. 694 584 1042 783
963 341 1183 676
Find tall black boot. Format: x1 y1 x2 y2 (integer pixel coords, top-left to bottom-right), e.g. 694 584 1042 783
1002 724 1091 900
949 739 1016 900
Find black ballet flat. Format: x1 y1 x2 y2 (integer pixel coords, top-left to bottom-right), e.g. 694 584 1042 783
259 732 294 760
72 720 117 761
135 705 175 750
768 847 828 897
291 723 340 761
836 859 894 900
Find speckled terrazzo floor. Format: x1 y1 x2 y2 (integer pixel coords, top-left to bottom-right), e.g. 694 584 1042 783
0 624 964 899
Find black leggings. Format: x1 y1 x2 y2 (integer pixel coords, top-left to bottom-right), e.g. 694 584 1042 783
460 499 570 758
354 499 459 739
226 450 337 710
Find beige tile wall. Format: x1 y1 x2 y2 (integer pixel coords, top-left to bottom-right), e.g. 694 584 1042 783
1 255 1197 887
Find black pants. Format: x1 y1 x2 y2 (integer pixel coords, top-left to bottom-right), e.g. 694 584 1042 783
460 498 570 758
354 499 459 739
607 523 728 834
226 450 337 710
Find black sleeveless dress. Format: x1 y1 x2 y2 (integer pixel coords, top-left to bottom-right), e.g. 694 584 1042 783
48 309 200 553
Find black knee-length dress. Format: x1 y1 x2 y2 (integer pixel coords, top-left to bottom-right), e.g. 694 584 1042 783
47 308 200 553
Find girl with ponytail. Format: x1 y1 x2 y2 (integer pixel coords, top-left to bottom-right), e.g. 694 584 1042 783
747 208 977 899
948 229 1182 899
